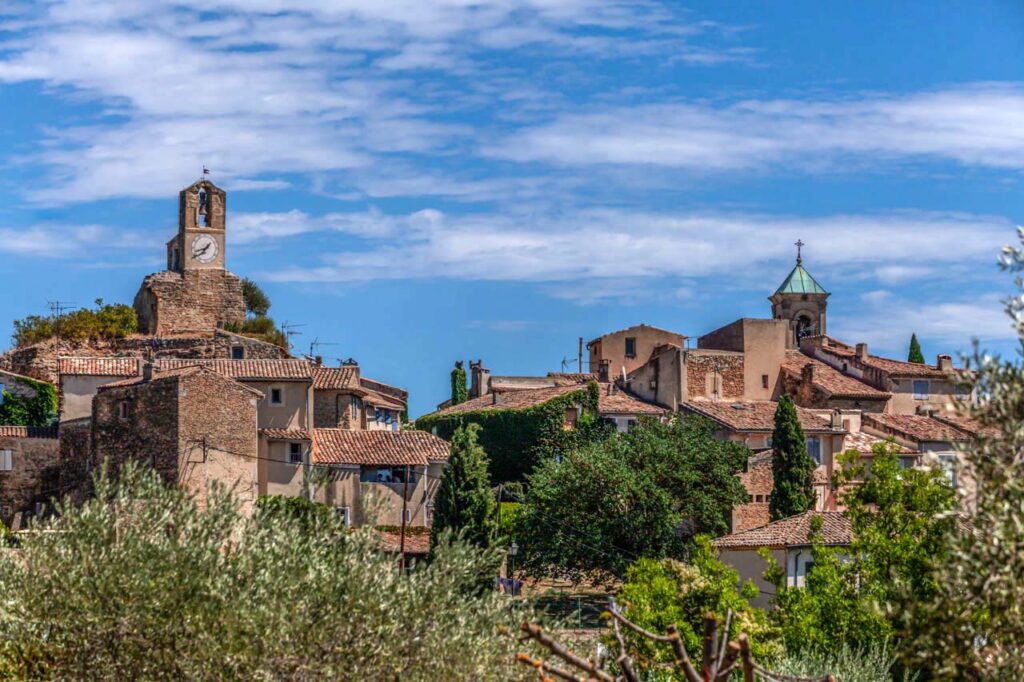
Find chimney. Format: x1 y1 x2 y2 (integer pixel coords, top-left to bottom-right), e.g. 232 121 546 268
598 359 610 383
492 391 503 405
937 354 953 372
801 363 816 385
142 362 154 382
470 360 490 398
830 409 843 430
855 342 868 361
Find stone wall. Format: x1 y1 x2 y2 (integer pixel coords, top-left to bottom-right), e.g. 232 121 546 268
0 428 60 526
686 352 745 400
93 377 180 481
176 370 259 514
733 453 772 533
134 269 246 335
314 390 360 429
1 330 287 386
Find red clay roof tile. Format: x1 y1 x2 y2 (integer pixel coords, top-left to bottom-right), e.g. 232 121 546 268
313 429 449 466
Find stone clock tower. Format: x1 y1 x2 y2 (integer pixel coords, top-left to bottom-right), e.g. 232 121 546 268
134 179 246 335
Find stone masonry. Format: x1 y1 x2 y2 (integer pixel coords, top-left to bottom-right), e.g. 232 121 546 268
134 269 246 336
0 426 60 526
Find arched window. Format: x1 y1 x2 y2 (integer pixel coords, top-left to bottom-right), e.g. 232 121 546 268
197 188 209 227
795 315 815 342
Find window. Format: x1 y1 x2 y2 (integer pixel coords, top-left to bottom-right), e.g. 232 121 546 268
804 560 815 575
0 450 12 471
913 380 930 400
231 345 245 360
288 442 303 464
624 337 637 358
270 388 283 405
335 506 351 526
350 396 360 418
939 455 958 488
805 436 822 465
118 401 129 420
360 466 416 484
626 419 637 431
404 508 412 524
761 374 769 389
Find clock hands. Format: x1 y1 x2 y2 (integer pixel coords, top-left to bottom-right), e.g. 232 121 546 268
193 243 211 257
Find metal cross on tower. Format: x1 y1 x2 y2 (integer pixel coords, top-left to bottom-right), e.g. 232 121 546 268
795 238 805 264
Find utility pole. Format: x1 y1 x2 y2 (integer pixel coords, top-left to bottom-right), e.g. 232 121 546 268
398 464 410 572
578 336 583 373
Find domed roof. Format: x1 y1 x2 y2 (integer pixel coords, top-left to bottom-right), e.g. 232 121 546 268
775 263 827 295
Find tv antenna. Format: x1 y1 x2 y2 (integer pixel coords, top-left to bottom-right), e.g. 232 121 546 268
308 337 339 357
47 300 75 319
279 321 306 350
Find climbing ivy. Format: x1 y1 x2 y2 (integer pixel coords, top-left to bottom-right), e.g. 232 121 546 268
416 382 612 483
0 377 58 427
450 361 468 406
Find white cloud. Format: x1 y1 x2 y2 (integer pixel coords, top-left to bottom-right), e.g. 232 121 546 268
0 224 147 256
831 294 1014 354
257 206 1012 286
488 83 1024 172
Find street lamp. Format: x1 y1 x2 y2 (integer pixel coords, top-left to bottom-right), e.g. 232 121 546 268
508 542 519 595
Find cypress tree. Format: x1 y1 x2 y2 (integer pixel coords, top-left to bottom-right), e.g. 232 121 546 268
430 423 496 550
451 361 468 406
769 394 816 521
908 333 925 364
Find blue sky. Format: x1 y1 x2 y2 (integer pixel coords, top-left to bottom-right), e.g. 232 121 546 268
1 0 1022 416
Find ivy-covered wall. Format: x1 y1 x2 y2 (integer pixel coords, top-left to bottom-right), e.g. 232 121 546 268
0 377 58 427
416 382 611 483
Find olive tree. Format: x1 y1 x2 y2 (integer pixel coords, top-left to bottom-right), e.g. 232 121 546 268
0 463 534 680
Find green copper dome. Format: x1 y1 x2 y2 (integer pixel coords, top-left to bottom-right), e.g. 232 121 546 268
775 263 828 295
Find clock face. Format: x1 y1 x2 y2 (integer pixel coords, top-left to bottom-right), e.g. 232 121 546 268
191 235 218 263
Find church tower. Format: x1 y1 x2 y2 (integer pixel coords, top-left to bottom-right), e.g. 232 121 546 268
166 180 227 272
134 178 245 335
769 240 829 349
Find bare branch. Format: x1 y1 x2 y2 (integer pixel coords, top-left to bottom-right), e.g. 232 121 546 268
519 623 616 682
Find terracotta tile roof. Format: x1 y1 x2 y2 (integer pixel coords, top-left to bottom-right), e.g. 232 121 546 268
313 366 359 390
98 365 205 389
712 511 851 550
0 425 59 439
362 391 406 411
376 528 432 555
155 358 312 380
431 385 583 416
842 430 918 455
313 429 449 466
598 390 666 415
930 413 1000 439
863 413 972 444
59 357 140 377
814 338 951 378
682 401 843 433
549 373 598 386
260 429 311 440
781 351 890 399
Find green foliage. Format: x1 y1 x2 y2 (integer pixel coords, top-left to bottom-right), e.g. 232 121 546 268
450 361 468 406
224 316 287 348
907 333 925 364
255 494 334 532
902 233 1024 677
513 416 749 581
0 463 536 680
241 277 272 317
766 442 955 663
12 300 137 347
416 382 611 482
774 642 913 682
769 394 815 521
430 424 497 552
0 377 58 427
614 537 780 668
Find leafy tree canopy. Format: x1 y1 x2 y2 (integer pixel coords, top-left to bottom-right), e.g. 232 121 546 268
614 537 780 668
514 416 749 582
241 277 272 317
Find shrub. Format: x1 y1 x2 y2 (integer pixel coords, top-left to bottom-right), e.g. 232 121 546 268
774 642 913 682
12 300 137 347
0 463 536 679
241 278 272 317
0 377 58 427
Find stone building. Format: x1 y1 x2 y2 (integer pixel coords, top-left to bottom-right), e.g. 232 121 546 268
0 425 59 527
133 180 246 335
769 244 829 347
93 365 261 514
